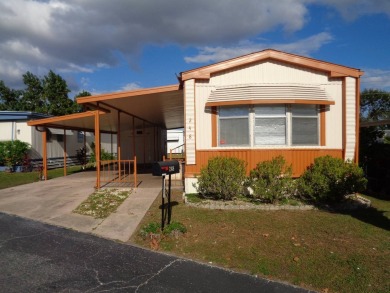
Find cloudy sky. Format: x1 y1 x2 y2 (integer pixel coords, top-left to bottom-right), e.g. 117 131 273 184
0 0 389 97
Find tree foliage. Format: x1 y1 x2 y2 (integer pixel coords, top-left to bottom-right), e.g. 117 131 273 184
360 89 390 147
0 70 84 116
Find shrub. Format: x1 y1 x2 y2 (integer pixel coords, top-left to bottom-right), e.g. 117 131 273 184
196 156 246 200
163 221 187 235
0 140 30 167
297 155 367 203
247 156 294 204
139 222 161 239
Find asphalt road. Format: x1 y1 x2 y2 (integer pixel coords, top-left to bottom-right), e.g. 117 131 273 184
0 212 313 293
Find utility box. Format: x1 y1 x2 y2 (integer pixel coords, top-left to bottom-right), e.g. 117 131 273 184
152 160 180 176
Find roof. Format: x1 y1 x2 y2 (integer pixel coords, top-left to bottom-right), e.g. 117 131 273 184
27 84 184 132
181 49 364 81
0 111 51 121
77 84 184 130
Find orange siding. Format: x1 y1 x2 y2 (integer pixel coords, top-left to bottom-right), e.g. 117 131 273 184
185 149 343 177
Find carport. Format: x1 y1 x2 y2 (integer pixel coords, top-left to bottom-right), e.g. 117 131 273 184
27 84 184 188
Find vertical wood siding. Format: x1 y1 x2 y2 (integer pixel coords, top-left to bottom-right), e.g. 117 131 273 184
185 149 343 177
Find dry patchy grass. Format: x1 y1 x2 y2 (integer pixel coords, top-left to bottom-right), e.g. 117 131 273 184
131 190 390 293
74 188 131 218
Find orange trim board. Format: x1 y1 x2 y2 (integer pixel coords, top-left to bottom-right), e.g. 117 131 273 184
206 99 335 107
77 84 181 104
27 110 106 126
181 49 363 81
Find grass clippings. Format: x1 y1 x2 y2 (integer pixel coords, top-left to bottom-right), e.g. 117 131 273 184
131 190 390 293
74 188 131 219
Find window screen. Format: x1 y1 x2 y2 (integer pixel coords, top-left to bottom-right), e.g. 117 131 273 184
254 105 286 145
219 107 249 146
291 105 318 145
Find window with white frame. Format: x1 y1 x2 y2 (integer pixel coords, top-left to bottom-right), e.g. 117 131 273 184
218 106 249 146
217 104 319 147
291 105 319 145
255 105 286 145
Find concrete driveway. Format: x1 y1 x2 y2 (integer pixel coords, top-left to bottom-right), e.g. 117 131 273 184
0 171 163 242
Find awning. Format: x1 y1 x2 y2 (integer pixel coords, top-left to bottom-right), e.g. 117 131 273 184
206 84 335 107
48 128 74 135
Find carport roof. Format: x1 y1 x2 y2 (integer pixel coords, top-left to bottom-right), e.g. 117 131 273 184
27 84 184 132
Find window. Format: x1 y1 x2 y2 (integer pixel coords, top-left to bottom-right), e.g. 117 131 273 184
218 106 249 146
255 105 286 145
217 104 319 147
291 105 318 145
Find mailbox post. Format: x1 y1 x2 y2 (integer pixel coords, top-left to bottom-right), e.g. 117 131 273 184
152 160 180 230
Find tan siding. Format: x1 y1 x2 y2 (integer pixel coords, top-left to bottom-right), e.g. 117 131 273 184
210 60 330 85
195 83 215 149
185 149 343 177
345 77 356 161
322 82 343 148
185 79 196 164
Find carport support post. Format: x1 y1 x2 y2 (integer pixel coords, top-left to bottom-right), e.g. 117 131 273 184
95 111 101 189
117 110 121 182
42 128 48 181
63 129 67 176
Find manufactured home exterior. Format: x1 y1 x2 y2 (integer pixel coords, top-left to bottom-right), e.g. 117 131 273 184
181 50 362 193
26 49 362 191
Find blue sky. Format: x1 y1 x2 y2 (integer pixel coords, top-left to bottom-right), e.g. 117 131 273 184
0 0 389 98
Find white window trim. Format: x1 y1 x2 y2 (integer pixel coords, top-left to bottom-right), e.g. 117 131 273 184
217 105 320 147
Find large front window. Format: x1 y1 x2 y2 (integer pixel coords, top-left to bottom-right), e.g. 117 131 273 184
218 104 319 147
219 106 249 146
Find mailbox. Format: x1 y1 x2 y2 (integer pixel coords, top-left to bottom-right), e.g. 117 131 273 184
152 160 180 176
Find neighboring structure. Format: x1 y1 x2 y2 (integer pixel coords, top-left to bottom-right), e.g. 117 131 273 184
0 111 116 166
27 49 363 191
167 129 184 156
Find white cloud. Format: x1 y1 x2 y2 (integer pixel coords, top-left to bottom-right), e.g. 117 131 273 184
185 32 333 63
317 0 390 20
0 0 311 86
0 0 388 90
361 68 390 90
120 82 142 91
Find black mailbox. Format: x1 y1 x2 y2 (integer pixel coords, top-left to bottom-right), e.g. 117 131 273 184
152 160 180 176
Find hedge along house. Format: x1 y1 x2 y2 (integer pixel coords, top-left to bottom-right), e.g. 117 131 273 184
27 49 363 191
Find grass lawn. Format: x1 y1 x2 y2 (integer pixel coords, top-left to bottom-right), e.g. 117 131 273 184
0 166 85 190
131 190 390 293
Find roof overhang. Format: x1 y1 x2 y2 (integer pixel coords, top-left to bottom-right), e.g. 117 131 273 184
77 84 184 130
181 49 364 81
27 84 184 133
27 110 115 133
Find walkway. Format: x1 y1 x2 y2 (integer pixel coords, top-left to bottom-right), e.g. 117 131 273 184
0 171 164 242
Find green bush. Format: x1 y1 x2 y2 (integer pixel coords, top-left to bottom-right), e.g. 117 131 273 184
196 156 246 200
247 156 294 203
163 221 187 235
297 155 367 203
0 140 30 167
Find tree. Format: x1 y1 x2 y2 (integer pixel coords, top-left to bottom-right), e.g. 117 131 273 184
73 90 91 113
360 89 390 148
0 81 22 111
42 70 76 116
21 72 44 113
